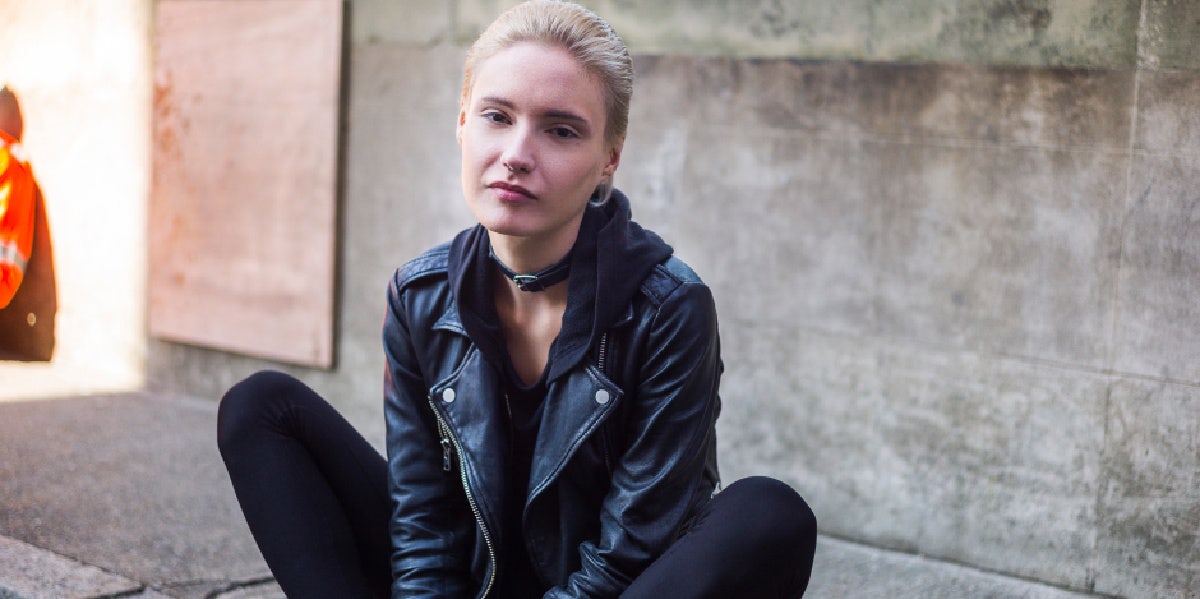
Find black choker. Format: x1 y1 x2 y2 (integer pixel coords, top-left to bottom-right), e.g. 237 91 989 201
490 248 572 292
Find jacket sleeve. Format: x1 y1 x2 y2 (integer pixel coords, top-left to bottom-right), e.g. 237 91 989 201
547 281 722 598
383 273 476 598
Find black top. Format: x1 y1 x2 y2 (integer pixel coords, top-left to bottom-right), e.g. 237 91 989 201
499 361 549 597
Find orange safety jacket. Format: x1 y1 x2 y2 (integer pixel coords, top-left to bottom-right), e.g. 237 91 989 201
0 129 36 309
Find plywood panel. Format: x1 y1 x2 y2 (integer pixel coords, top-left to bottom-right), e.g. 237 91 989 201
150 0 342 367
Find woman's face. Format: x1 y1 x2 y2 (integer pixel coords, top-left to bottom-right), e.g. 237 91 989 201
458 41 620 248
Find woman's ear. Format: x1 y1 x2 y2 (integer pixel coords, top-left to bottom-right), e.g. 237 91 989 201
601 136 623 178
456 109 466 145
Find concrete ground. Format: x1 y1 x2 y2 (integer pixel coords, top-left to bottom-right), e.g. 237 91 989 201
0 393 1109 599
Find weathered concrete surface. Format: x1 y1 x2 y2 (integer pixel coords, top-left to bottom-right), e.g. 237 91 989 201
718 325 1109 590
1135 69 1200 155
657 56 1198 598
0 535 152 599
808 536 1106 599
453 0 1141 67
1139 0 1200 70
627 58 1136 150
626 57 1131 371
868 0 1140 67
1113 69 1200 382
352 0 453 45
1093 378 1200 598
622 53 1198 599
1114 152 1200 383
0 395 274 598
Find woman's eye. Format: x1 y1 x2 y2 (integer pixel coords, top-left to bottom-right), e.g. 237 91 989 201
549 126 579 139
482 110 510 125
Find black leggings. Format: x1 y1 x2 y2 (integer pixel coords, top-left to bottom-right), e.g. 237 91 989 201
217 371 816 598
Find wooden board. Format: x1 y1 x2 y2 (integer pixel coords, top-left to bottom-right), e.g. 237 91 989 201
150 0 342 367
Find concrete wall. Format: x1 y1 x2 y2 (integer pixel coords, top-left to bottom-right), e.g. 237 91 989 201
5 1 1196 597
0 0 151 398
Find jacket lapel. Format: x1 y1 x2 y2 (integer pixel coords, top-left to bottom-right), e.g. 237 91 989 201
431 346 507 538
528 364 623 501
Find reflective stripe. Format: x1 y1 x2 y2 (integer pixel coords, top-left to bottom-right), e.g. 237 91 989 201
0 239 27 272
0 138 28 163
7 143 28 163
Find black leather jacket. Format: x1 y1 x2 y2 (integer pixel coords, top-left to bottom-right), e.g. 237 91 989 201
383 241 722 598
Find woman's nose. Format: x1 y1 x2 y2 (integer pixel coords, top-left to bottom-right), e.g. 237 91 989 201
500 126 534 174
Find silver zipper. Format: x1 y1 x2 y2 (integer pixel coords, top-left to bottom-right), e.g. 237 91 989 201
428 396 497 598
597 332 609 372
596 333 613 476
439 420 453 473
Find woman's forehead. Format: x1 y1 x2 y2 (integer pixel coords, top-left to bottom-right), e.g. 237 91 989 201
468 42 606 116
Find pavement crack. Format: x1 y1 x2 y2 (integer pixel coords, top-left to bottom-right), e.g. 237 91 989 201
90 586 151 599
202 576 278 599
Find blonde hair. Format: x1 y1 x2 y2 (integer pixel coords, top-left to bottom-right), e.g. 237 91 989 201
462 0 633 146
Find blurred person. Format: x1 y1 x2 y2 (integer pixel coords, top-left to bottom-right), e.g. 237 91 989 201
0 84 34 308
217 2 817 597
0 84 55 362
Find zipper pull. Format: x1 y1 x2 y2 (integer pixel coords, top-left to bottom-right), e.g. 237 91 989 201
441 437 453 472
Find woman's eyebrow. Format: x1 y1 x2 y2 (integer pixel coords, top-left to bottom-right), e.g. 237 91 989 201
542 109 590 128
479 95 591 128
479 95 515 109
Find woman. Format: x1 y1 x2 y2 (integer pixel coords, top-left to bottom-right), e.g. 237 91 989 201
217 1 817 597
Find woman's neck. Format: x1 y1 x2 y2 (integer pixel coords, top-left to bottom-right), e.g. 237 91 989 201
491 252 570 385
492 234 576 312
488 228 578 384
488 226 577 275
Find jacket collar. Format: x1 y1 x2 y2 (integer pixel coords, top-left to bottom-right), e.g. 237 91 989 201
432 300 465 335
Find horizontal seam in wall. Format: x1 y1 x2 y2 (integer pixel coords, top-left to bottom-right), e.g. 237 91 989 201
728 315 1200 389
702 126 1136 156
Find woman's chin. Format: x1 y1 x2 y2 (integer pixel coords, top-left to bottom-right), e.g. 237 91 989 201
468 205 532 236
485 226 549 243
477 216 538 238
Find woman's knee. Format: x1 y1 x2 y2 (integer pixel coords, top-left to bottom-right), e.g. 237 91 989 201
216 370 306 453
722 476 817 554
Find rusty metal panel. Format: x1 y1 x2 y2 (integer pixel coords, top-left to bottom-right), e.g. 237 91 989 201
151 0 341 368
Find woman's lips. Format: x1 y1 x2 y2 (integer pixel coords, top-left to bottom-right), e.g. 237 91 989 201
488 181 536 202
